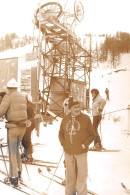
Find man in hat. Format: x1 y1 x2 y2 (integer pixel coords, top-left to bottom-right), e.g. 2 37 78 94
91 88 106 150
59 97 96 195
0 78 28 187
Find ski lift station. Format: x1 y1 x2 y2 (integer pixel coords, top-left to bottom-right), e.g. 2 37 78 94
0 0 91 121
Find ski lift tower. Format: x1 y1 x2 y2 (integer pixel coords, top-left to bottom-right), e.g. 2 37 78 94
34 0 91 118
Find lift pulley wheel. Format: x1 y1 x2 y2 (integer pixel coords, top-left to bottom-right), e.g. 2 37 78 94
35 2 63 22
74 0 84 22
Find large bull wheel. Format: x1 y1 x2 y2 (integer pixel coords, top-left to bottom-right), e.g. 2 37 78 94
74 0 84 22
35 2 63 22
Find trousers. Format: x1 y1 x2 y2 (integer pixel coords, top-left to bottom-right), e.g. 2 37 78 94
93 115 102 147
7 126 26 177
65 152 88 195
22 119 35 155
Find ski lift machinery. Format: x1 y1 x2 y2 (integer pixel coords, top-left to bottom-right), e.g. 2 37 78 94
34 0 91 120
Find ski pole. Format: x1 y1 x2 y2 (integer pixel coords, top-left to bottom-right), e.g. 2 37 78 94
42 151 64 195
19 144 31 182
0 144 9 175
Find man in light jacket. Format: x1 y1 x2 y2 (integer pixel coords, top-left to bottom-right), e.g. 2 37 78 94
0 78 27 187
59 97 96 195
91 88 106 150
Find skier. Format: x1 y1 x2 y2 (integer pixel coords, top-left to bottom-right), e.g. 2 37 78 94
59 97 96 195
105 88 109 100
0 78 28 187
21 94 36 162
90 88 106 150
21 119 35 162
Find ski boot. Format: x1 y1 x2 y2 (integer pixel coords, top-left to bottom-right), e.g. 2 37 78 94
22 153 33 162
4 177 19 187
21 153 27 162
10 177 19 187
26 154 33 162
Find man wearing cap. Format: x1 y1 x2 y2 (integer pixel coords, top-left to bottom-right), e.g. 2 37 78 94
59 97 96 195
0 78 27 187
91 88 106 150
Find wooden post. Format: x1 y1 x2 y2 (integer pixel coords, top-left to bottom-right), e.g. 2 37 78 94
128 105 130 131
31 66 40 136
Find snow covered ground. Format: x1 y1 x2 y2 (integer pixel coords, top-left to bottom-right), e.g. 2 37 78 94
0 53 130 194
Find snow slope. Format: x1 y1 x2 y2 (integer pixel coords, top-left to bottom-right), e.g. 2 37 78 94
0 51 130 194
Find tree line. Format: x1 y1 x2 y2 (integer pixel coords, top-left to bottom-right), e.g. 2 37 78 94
0 33 35 52
1 32 130 69
85 32 130 68
99 32 130 67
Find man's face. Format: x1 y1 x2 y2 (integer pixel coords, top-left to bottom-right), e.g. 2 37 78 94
91 92 96 99
70 104 81 117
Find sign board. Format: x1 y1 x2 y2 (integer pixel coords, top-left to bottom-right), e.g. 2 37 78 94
0 57 18 91
71 80 86 107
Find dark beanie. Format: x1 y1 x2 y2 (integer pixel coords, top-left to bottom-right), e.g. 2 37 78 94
0 91 6 98
68 97 80 109
91 88 99 95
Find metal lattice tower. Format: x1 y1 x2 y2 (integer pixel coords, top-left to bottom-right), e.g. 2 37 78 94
34 1 91 117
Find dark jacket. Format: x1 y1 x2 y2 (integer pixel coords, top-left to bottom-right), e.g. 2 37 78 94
59 112 96 154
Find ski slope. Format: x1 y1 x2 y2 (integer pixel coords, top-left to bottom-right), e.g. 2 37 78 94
0 51 130 194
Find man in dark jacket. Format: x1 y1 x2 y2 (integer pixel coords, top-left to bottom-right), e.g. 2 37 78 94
0 78 27 187
59 97 96 195
21 95 36 162
91 88 106 150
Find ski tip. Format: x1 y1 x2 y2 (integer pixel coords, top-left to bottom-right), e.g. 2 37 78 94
38 168 41 173
47 167 51 172
121 182 126 189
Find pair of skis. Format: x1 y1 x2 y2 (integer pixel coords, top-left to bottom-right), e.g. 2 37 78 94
89 147 121 152
0 178 32 195
0 155 57 168
38 167 98 195
121 182 130 193
0 168 41 195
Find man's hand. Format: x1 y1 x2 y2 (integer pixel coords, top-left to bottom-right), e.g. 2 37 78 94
82 144 86 149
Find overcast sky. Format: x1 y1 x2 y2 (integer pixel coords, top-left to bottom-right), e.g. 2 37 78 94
0 0 130 37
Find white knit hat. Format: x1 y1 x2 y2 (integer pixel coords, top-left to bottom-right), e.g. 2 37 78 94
7 78 18 88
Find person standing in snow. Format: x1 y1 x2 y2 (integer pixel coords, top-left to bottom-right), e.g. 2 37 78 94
0 78 28 187
105 88 109 100
21 94 36 162
59 97 96 195
21 117 35 162
91 88 106 150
